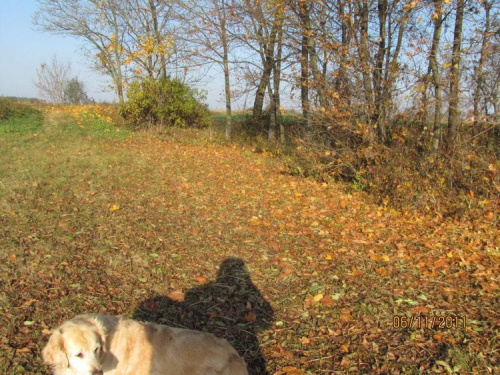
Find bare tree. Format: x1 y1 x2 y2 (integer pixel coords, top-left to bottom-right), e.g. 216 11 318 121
179 0 236 140
35 55 72 103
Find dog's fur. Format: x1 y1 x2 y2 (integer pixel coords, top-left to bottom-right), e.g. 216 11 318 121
42 314 248 375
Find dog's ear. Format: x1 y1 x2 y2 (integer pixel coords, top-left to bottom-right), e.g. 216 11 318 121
90 316 107 348
42 328 68 368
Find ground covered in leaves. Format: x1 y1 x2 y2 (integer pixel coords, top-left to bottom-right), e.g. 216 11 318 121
0 107 498 374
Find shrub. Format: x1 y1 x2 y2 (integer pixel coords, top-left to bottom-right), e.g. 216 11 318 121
119 77 210 129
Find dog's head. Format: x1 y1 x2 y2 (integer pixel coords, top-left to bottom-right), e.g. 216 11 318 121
42 317 106 375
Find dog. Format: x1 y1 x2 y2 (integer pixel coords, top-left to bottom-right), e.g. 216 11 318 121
42 314 248 375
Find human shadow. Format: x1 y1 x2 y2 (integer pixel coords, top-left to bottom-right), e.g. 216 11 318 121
133 257 274 375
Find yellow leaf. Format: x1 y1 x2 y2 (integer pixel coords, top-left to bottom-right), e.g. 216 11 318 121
313 293 324 303
109 204 120 212
381 255 390 262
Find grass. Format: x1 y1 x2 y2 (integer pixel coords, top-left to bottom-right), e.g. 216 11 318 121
0 104 498 374
0 98 44 134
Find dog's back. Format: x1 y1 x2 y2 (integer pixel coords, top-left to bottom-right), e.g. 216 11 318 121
99 315 248 375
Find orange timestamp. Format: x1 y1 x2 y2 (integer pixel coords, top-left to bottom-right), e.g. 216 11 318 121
393 315 466 329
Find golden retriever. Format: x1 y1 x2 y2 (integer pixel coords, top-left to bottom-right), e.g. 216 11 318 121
42 314 248 375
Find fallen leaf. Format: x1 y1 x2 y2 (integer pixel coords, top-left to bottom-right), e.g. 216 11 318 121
375 267 389 276
282 366 304 375
412 306 431 314
194 275 208 283
109 204 120 212
166 290 185 302
313 293 324 303
321 295 336 307
244 311 257 323
299 336 310 345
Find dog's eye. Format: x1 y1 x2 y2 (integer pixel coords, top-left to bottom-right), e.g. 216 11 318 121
76 353 84 358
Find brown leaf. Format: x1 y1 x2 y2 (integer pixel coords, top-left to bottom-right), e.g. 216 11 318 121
244 311 257 323
340 308 352 322
412 306 431 314
433 258 449 269
320 295 336 307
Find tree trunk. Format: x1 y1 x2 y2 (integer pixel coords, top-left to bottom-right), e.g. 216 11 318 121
336 0 351 104
275 23 285 144
447 0 465 147
148 0 167 79
298 0 311 135
218 1 232 141
358 0 374 135
429 0 443 151
373 0 388 142
473 0 491 133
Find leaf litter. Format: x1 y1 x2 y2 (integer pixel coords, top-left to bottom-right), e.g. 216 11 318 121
0 113 498 374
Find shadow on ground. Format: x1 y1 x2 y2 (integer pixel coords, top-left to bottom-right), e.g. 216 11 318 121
133 257 274 375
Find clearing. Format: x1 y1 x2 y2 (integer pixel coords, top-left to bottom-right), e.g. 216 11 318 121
0 107 498 374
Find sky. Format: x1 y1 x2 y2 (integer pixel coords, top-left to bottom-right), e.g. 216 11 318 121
0 0 228 107
0 0 120 103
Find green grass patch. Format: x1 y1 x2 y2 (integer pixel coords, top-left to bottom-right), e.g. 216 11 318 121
0 98 43 134
79 112 131 138
0 112 43 134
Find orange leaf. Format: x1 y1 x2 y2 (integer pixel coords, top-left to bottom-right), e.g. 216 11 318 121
412 306 431 314
299 337 310 345
375 267 389 276
433 258 449 269
166 290 185 302
194 276 208 284
351 267 363 276
282 366 304 375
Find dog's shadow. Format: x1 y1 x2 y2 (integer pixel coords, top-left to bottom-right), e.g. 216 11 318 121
133 257 274 375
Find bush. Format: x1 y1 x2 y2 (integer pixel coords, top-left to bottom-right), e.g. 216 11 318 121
119 77 210 129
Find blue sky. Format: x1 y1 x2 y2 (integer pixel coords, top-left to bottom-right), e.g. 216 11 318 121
0 0 117 102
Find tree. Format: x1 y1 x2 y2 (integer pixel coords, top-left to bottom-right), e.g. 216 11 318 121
178 0 236 140
35 0 127 104
428 0 444 151
64 77 90 104
447 0 465 147
35 55 71 103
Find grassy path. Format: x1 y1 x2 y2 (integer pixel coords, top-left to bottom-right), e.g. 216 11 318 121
1 109 498 374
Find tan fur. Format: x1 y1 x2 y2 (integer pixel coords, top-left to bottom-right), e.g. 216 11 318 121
43 314 248 375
